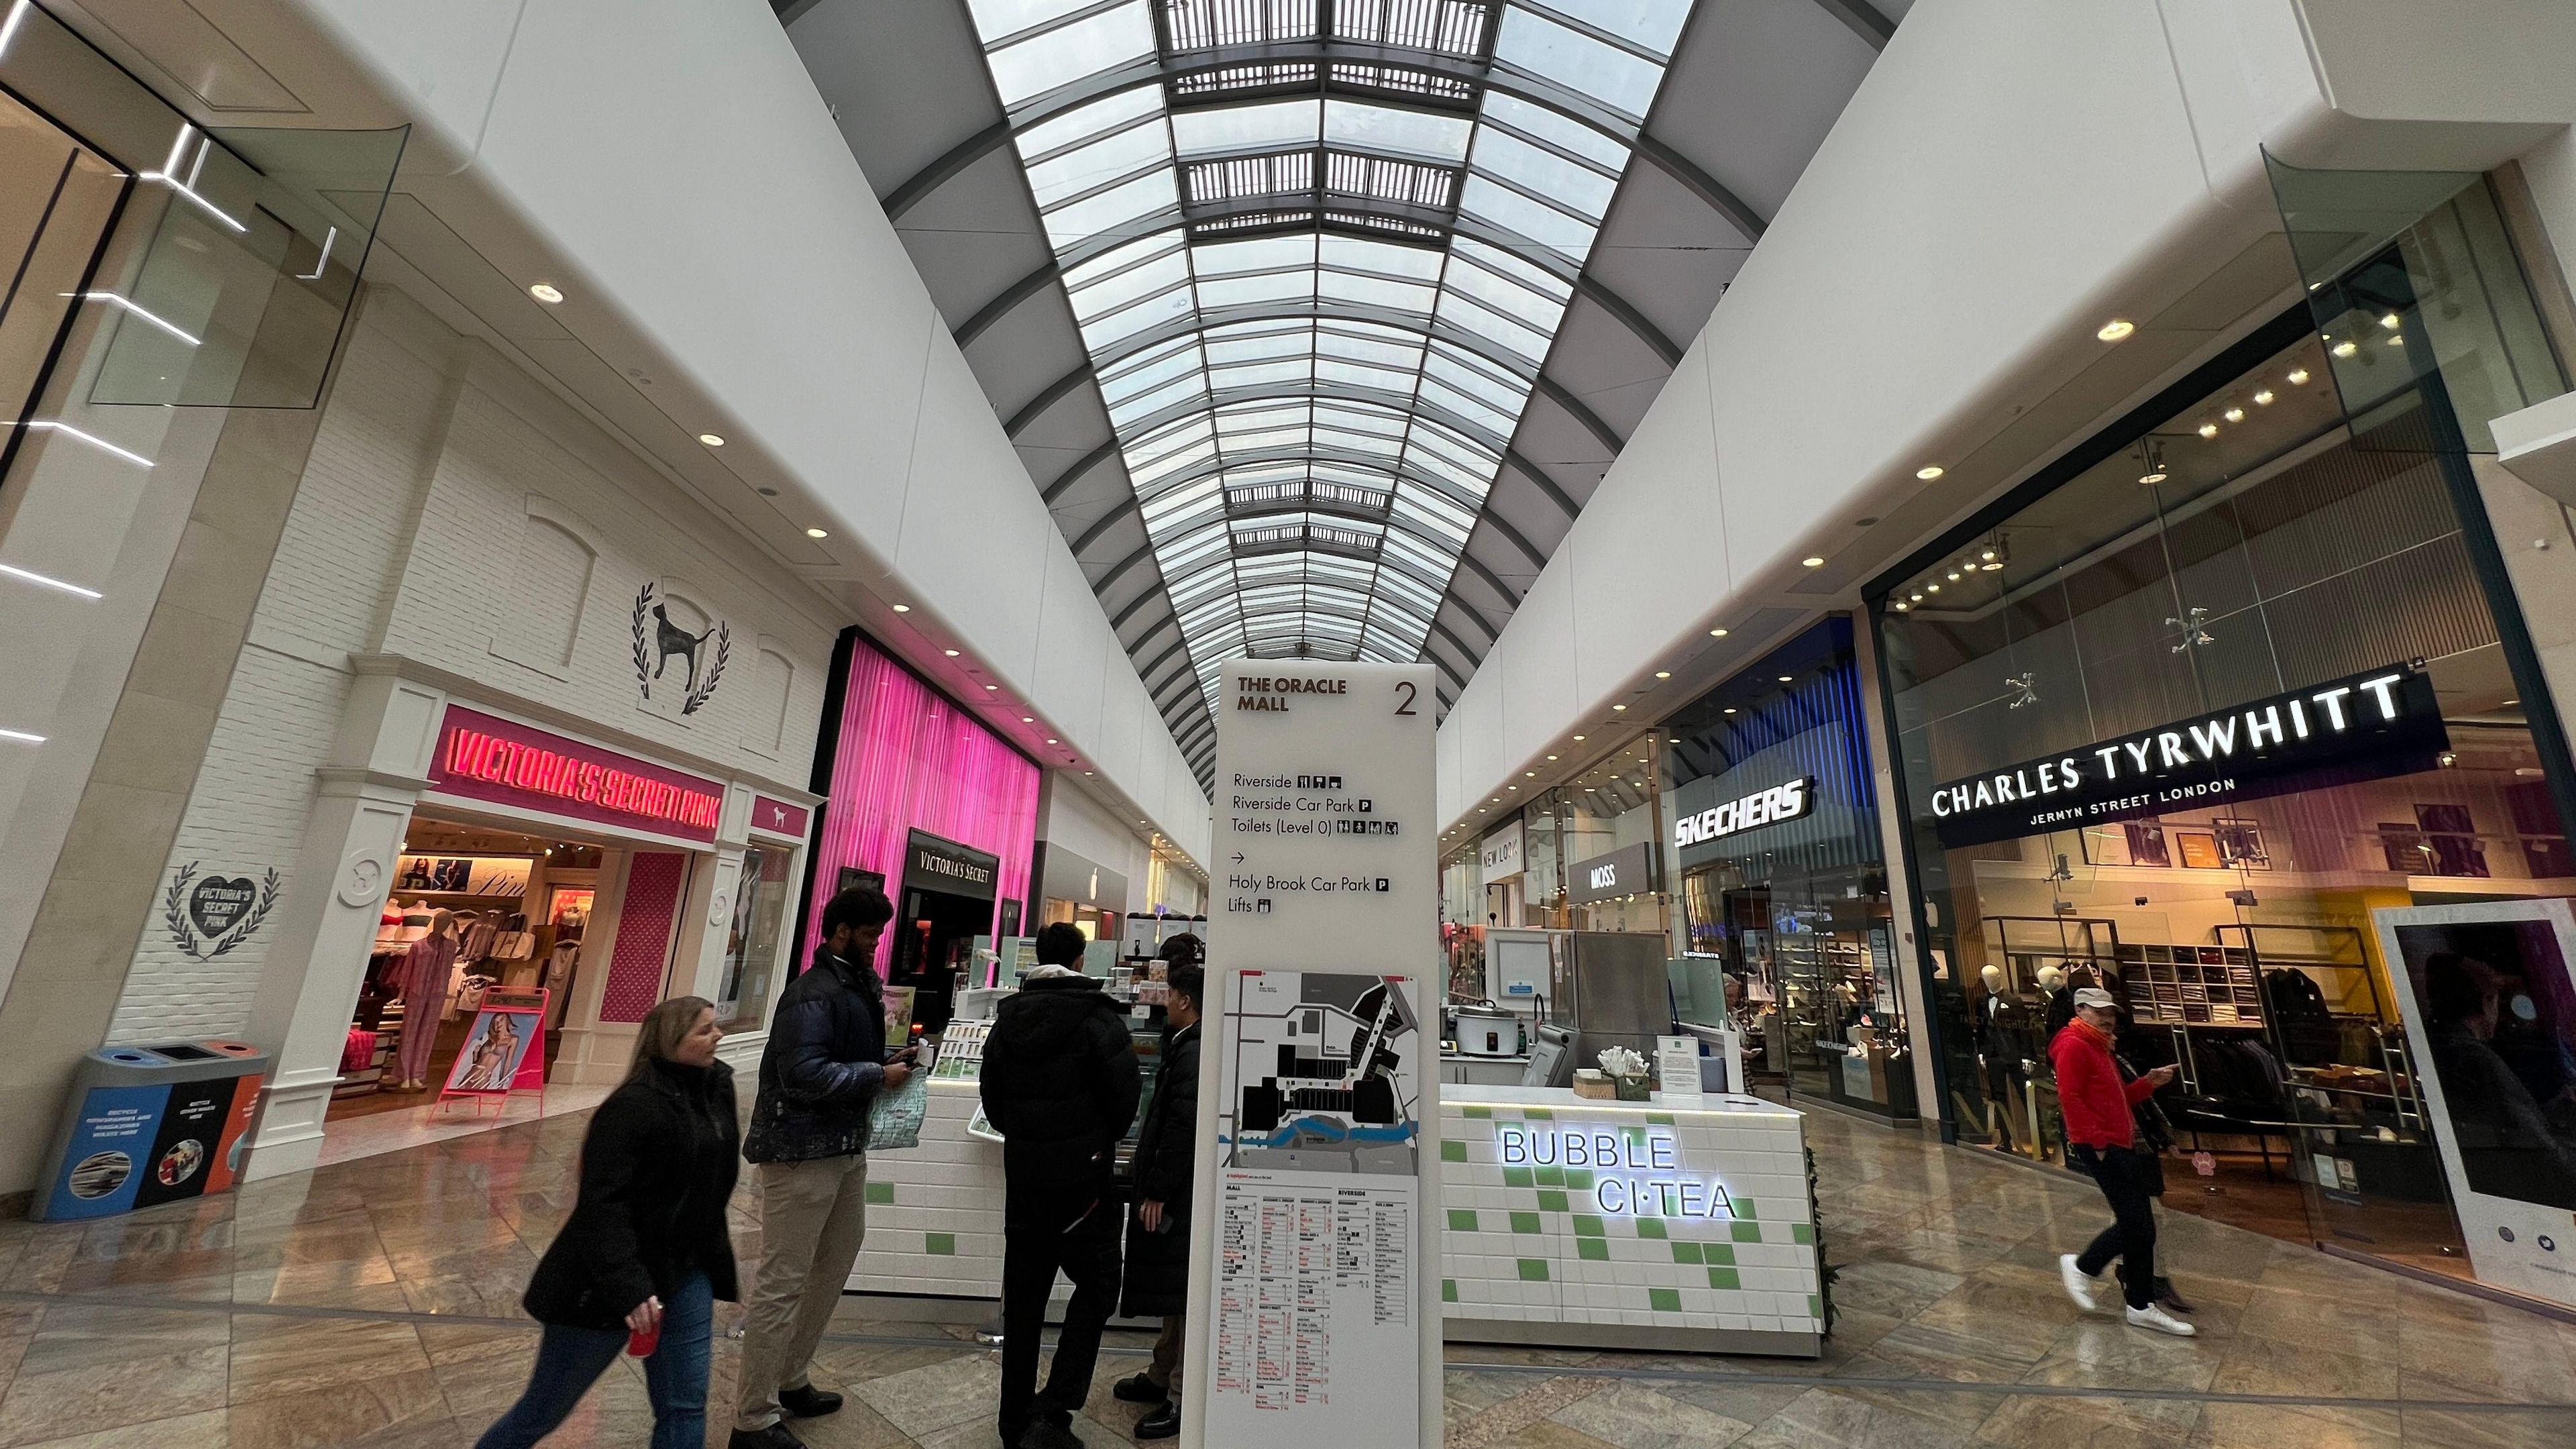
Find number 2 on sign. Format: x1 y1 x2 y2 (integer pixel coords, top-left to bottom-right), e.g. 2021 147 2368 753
1394 681 1417 716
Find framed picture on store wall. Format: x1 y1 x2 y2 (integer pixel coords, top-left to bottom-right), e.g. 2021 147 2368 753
2212 818 2271 870
2172 829 2223 870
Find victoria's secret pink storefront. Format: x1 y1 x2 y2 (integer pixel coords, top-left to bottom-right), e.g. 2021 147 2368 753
806 633 1040 1031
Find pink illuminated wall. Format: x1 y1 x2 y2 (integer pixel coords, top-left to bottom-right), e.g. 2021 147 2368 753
807 635 1040 974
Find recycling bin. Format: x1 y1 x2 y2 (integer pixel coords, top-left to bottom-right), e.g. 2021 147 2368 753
32 1039 268 1221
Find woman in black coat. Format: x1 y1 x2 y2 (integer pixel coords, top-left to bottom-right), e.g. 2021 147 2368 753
476 996 741 1449
1116 949 1203 1439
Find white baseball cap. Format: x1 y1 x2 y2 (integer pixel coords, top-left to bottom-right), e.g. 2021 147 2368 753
2072 987 2116 1010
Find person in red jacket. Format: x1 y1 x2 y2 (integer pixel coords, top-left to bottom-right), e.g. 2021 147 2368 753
2050 987 2193 1336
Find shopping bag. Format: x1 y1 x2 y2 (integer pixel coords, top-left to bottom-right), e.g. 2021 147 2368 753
866 1066 930 1151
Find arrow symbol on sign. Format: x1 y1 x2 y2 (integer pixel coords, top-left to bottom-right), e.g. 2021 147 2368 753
1231 852 1245 864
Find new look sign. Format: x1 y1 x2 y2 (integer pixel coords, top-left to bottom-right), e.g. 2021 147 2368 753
1927 664 2447 847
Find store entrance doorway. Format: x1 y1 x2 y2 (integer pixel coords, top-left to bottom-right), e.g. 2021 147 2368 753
892 830 1003 1034
325 816 610 1154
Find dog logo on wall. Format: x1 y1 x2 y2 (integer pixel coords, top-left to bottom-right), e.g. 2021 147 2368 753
631 582 730 714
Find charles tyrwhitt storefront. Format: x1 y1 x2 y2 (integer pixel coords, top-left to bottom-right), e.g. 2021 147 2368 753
1872 181 2576 1309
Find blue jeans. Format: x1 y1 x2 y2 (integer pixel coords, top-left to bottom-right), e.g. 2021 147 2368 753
476 1271 713 1449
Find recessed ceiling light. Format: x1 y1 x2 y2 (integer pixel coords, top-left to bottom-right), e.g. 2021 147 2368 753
2253 390 2275 406
2138 469 2167 485
1910 592 1923 601
891 603 910 612
1022 716 1034 722
2224 407 2245 423
1778 675 1792 683
1709 627 1729 637
1654 671 1670 680
528 282 564 304
1525 772 1536 778
2385 333 2403 347
1723 706 1736 714
806 527 828 538
2197 423 2220 439
1926 582 1940 593
1801 556 1825 568
1572 735 1586 741
1890 602 1909 612
1611 704 1627 712
1916 466 1945 480
2098 319 2135 341
944 649 960 657
984 684 998 691
2288 368 2310 385
2332 340 2359 358
698 433 725 447
2379 312 2402 330
1085 770 1094 775
1546 754 1558 761
1507 784 1517 790
1046 737 1059 744
1947 571 1961 581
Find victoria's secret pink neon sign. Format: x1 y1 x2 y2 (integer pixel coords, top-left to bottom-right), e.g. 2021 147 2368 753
429 706 722 840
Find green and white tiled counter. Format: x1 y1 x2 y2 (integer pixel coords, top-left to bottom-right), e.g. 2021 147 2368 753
1438 1085 1822 1357
854 1081 1822 1357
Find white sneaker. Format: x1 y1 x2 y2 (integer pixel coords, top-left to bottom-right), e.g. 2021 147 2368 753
2126 1302 2196 1336
2058 1254 2098 1312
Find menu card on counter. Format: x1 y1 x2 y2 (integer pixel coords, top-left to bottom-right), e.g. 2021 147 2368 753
1656 1034 1704 1106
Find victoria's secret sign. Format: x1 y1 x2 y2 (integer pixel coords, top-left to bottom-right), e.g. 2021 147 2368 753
1926 664 2447 848
429 706 722 842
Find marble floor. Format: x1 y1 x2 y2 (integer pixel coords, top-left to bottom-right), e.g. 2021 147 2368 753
1 1110 2573 1448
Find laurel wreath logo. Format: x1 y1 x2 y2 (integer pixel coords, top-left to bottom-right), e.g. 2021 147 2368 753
631 584 653 698
631 582 730 714
684 627 729 715
164 863 284 962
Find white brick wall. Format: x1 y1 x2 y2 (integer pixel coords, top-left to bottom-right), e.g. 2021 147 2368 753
109 285 838 1042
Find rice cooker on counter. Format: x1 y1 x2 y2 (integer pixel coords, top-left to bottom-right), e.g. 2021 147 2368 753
1450 1003 1525 1059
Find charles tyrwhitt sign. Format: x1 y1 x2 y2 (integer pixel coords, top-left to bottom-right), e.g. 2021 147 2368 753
1927 664 2447 848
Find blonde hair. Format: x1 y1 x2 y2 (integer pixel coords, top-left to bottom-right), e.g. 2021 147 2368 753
627 996 716 1081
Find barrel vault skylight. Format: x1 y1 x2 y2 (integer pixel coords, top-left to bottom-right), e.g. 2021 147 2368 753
959 0 1695 712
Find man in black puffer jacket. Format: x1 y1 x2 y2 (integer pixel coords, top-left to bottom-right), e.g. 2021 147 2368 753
733 887 915 1449
981 924 1142 1449
1114 942 1202 1440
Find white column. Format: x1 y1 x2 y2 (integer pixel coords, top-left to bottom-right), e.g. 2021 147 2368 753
239 666 445 1180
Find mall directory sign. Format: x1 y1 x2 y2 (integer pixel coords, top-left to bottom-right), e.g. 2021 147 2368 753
1183 660 1440 1449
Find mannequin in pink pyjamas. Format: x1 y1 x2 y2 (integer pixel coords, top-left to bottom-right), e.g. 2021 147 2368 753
395 910 461 1089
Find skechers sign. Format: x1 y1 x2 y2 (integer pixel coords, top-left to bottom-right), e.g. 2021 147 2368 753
1673 777 1813 849
1927 664 2447 848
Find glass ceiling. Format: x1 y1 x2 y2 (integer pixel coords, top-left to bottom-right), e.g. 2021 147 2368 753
959 0 1696 714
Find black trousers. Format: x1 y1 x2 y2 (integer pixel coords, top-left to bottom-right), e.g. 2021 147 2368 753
998 1200 1123 1442
2070 1143 2157 1309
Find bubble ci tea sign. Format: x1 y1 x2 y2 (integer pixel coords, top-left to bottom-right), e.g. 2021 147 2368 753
1927 664 2447 848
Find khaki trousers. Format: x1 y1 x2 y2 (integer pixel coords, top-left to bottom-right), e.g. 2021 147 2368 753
1149 1313 1185 1397
735 1153 870 1432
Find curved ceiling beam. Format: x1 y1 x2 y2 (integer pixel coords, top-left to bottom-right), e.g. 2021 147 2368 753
957 258 1063 348
882 44 1766 246
1134 442 1487 515
1071 494 1142 554
1532 373 1625 455
1004 362 1097 437
1041 437 1123 503
1570 271 1681 368
1114 377 1513 460
1501 445 1582 521
1095 296 1540 386
1811 0 1896 50
1092 535 1163 596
